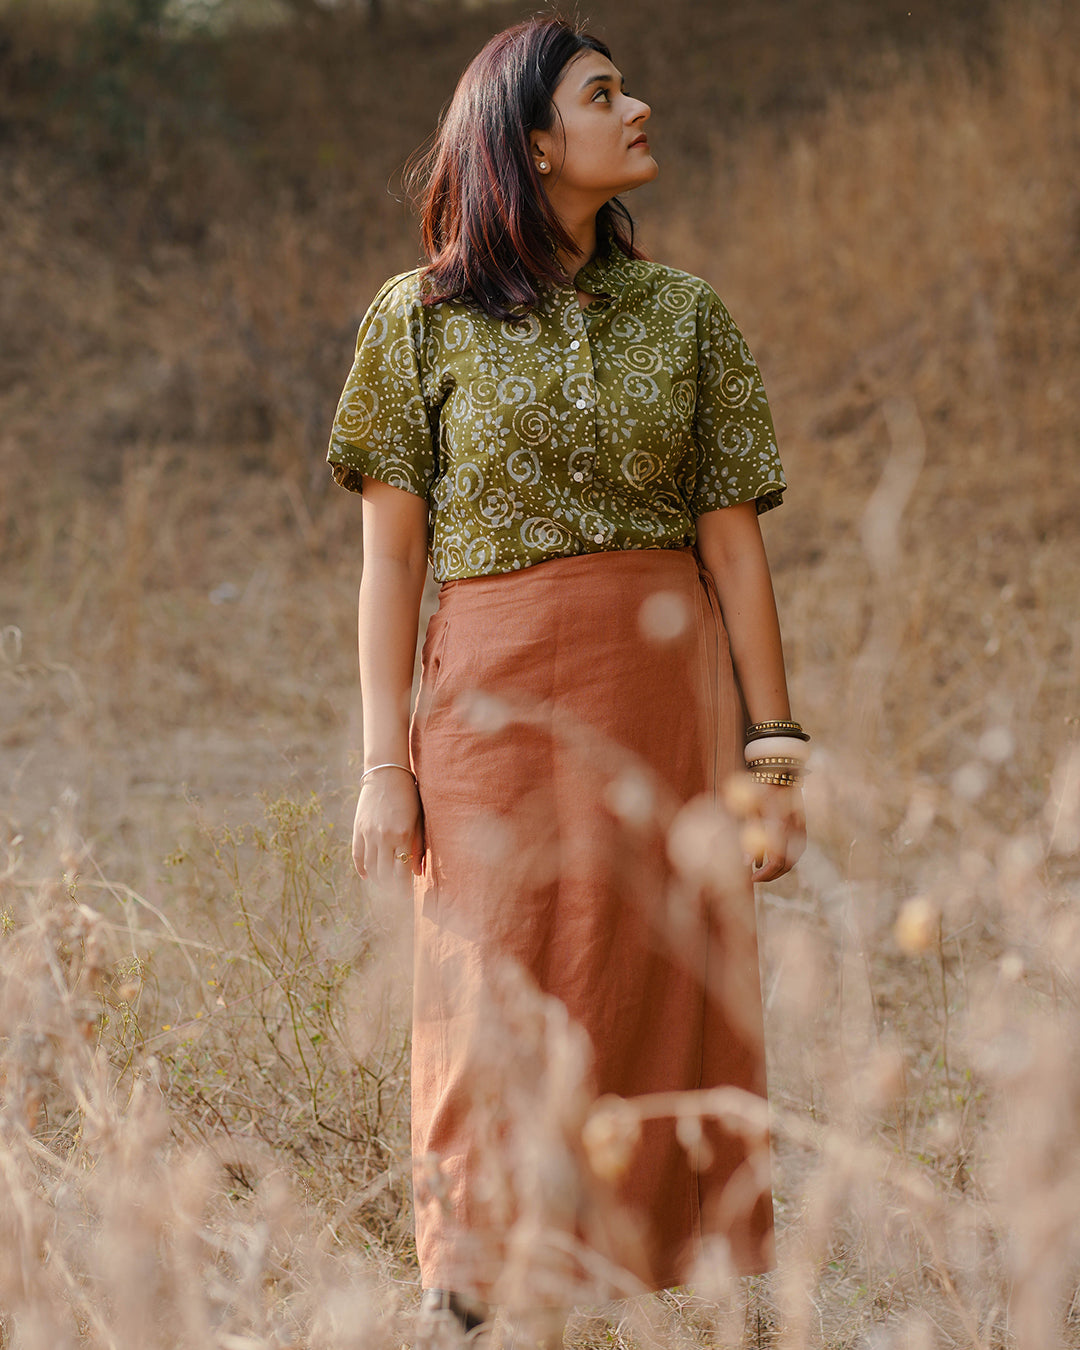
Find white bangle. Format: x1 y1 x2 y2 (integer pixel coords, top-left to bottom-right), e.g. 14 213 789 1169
744 737 810 766
359 762 416 786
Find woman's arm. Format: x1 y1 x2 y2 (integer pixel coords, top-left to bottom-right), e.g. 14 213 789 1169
353 476 430 888
696 501 805 882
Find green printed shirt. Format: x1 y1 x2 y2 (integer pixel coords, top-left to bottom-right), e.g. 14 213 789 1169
327 233 786 582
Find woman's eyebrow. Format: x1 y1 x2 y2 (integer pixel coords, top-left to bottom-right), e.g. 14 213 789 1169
579 71 626 92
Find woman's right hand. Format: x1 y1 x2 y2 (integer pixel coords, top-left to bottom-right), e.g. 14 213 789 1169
352 772 425 888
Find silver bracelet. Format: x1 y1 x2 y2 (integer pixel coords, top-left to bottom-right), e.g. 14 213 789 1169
359 762 416 787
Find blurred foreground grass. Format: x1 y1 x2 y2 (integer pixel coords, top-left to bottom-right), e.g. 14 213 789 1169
2 0 1079 1344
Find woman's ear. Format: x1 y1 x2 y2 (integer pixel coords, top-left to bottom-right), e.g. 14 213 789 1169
529 135 551 174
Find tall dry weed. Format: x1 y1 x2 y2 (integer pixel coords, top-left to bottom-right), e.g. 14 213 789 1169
0 795 413 1349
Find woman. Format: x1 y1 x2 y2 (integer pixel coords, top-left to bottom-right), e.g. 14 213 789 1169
327 16 806 1345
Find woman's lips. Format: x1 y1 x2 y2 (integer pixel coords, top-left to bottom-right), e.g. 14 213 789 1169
629 136 649 148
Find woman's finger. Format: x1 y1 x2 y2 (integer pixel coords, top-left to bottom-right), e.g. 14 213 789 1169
751 820 803 882
410 821 425 877
748 785 806 882
369 838 414 892
375 841 396 892
752 854 786 883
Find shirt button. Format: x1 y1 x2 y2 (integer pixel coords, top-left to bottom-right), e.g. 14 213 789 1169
572 471 584 483
576 398 587 409
569 339 580 350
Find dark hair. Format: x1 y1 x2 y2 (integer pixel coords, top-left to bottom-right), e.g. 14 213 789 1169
406 16 645 319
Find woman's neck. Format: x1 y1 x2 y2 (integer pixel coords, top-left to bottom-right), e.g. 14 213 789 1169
554 211 598 282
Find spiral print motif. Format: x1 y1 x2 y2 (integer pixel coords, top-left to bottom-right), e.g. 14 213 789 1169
657 282 696 315
673 312 697 341
498 374 536 407
621 344 662 375
465 538 496 572
629 507 664 534
501 312 542 343
469 376 499 410
579 512 610 544
719 368 753 407
402 394 429 428
719 422 756 456
671 379 696 419
622 372 659 403
359 313 388 350
431 539 467 577
562 372 594 404
621 450 664 487
567 447 595 478
479 488 517 527
442 315 475 352
431 474 453 509
386 336 416 381
651 491 686 518
731 333 755 367
381 461 419 492
512 404 552 445
336 385 378 436
520 516 576 553
455 462 484 500
506 447 541 485
611 313 647 343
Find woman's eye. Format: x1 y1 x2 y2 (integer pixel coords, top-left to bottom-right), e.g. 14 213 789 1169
592 88 610 102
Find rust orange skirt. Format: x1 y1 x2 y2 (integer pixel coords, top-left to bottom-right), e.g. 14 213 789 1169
409 547 772 1307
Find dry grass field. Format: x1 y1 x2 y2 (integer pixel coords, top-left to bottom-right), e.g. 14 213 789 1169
1 0 1079 1344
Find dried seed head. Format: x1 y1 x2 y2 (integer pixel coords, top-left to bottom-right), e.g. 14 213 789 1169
722 772 765 819
894 896 940 955
740 820 772 862
581 1095 641 1182
638 590 691 642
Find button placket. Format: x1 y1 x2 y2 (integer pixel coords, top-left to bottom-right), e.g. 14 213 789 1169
564 313 598 414
563 295 600 511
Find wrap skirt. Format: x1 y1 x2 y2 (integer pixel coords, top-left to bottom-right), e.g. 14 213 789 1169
409 547 773 1306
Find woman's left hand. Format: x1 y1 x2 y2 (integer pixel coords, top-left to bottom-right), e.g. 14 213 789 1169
750 784 806 883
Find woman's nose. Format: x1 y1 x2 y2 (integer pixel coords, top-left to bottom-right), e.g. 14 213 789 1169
627 97 651 124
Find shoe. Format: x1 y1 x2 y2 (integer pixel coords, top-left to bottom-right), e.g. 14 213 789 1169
417 1288 493 1344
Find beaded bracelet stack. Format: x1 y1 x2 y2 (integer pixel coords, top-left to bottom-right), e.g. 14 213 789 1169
744 719 809 787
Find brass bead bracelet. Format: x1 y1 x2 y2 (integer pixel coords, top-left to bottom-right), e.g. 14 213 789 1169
745 720 810 744
750 771 802 787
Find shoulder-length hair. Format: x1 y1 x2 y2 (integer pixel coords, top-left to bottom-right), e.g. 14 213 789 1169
406 16 645 319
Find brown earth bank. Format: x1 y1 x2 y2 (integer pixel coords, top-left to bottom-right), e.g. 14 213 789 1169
3 0 1075 857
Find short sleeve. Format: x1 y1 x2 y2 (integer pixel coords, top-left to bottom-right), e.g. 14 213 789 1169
326 271 436 499
689 287 786 517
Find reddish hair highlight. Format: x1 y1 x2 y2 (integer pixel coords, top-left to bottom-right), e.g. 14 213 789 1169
406 17 645 319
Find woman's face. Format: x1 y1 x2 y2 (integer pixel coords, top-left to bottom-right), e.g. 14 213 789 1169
532 49 657 206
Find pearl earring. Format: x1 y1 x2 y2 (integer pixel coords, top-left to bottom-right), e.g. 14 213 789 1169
539 161 549 172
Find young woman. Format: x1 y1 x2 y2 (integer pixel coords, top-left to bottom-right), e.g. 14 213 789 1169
327 16 806 1345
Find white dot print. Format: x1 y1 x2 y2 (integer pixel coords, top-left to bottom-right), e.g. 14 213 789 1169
327 241 786 582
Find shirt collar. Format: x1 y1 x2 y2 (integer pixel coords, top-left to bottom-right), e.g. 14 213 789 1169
571 216 634 300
